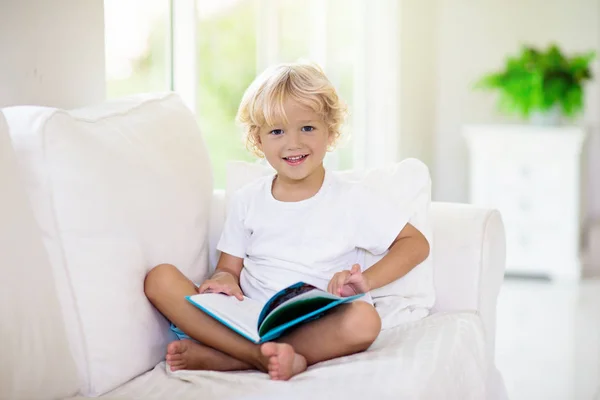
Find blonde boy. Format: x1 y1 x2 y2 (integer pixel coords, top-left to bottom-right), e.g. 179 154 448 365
144 62 430 381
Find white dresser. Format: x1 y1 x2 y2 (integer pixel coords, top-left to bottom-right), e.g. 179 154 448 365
464 125 586 280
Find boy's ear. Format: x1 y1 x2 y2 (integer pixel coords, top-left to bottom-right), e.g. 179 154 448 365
326 130 336 149
254 133 264 155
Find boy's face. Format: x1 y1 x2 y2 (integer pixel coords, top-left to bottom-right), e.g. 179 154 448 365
257 98 332 183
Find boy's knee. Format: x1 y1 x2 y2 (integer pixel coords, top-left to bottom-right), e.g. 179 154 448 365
144 263 177 301
342 301 382 347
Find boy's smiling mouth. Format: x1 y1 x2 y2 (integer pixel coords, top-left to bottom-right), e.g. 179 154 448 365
283 154 309 165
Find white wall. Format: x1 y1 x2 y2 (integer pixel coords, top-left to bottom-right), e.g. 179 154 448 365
0 0 106 109
431 0 600 223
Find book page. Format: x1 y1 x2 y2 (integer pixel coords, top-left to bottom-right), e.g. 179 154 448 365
186 293 263 342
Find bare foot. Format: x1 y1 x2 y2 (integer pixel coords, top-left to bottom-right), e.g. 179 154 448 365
166 339 253 372
260 342 307 381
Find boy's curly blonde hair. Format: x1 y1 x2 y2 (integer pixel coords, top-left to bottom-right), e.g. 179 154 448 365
236 61 347 158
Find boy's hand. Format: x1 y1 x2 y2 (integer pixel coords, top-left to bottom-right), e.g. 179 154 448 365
197 271 244 301
327 264 370 297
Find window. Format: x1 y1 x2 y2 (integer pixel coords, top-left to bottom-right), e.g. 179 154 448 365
277 0 310 63
104 0 171 98
263 0 359 172
195 0 360 187
104 0 400 188
323 0 359 171
195 0 257 187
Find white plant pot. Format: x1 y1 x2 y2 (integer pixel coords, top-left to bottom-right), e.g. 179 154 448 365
529 105 562 126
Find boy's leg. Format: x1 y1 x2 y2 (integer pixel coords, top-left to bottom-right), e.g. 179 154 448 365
144 264 267 372
145 264 380 379
276 300 382 366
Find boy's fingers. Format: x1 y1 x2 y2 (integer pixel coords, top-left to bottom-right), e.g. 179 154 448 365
236 292 244 301
337 272 346 287
198 282 211 293
232 287 244 301
344 269 356 284
351 264 361 274
337 272 349 294
327 274 338 294
221 286 232 295
347 273 362 284
205 284 226 295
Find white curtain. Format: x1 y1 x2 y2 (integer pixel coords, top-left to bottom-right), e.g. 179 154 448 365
255 0 402 170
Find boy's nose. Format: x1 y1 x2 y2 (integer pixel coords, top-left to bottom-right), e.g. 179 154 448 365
286 131 302 150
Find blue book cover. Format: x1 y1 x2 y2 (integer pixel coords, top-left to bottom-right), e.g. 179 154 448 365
185 282 364 343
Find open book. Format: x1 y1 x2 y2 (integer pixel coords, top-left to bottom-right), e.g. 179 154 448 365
185 282 364 343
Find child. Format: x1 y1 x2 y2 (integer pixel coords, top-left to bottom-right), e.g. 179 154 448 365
144 62 430 381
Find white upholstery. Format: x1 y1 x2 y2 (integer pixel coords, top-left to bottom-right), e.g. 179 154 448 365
97 312 487 400
2 94 213 397
0 93 508 399
431 202 507 367
431 202 508 400
0 111 79 400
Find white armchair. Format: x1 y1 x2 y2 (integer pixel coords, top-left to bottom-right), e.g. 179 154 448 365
0 94 508 399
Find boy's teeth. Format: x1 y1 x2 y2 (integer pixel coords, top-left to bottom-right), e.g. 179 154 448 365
287 155 304 161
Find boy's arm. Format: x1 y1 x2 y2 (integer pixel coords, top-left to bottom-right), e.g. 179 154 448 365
198 253 245 300
212 252 244 285
362 223 430 291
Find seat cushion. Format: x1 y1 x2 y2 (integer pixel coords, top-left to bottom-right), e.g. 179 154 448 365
92 312 486 400
4 93 213 396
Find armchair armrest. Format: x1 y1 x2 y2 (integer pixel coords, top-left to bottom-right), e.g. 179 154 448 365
430 201 507 366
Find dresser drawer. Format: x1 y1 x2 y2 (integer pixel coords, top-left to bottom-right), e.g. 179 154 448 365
464 125 586 280
505 222 575 276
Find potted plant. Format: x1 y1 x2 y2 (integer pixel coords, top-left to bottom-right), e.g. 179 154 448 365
475 44 596 125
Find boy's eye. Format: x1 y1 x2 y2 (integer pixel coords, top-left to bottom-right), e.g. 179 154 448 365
301 126 315 132
269 129 284 135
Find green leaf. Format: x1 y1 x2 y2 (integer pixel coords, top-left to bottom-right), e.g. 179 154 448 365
473 43 595 119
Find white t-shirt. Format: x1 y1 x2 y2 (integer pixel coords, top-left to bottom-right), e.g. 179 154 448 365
217 169 411 304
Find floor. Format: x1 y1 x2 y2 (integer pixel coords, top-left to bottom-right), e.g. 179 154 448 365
495 278 600 400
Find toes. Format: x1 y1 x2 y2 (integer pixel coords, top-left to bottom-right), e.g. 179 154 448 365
166 339 188 371
166 357 183 366
260 342 277 358
168 359 186 371
166 353 182 362
167 340 184 355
